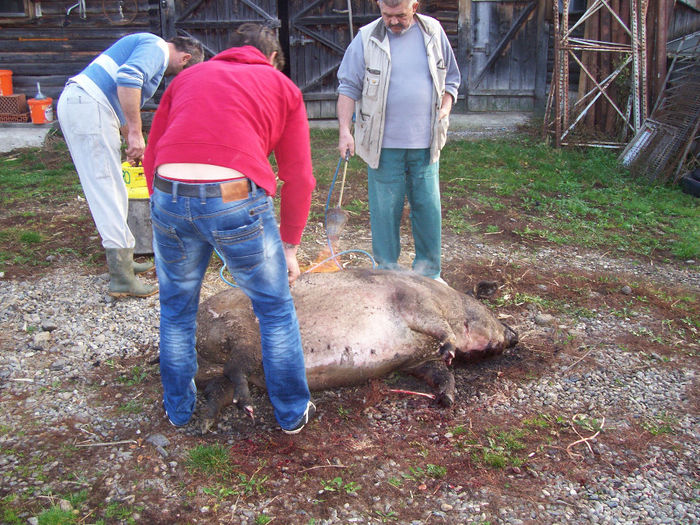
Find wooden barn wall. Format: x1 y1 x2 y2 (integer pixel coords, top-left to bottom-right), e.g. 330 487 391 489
670 4 700 40
466 1 545 112
421 0 459 49
288 0 380 119
1 0 616 117
169 0 279 57
0 0 160 103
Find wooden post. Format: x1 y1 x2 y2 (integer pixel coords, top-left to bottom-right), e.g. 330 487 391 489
458 0 472 111
534 0 548 111
159 0 176 40
653 0 673 109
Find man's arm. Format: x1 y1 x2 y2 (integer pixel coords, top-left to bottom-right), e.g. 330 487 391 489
440 25 461 117
117 86 145 165
274 87 315 284
336 34 365 159
337 94 356 159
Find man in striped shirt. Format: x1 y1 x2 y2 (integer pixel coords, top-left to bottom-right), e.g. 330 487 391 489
57 33 203 297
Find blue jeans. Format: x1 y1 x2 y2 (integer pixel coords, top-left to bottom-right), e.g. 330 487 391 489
150 180 310 430
367 148 442 279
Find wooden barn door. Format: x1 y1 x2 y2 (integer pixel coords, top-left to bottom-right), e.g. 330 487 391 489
287 0 379 118
162 0 279 56
465 0 548 111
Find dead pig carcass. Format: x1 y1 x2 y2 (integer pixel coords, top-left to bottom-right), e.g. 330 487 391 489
196 269 518 431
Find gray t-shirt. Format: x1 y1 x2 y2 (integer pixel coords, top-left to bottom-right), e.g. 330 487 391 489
383 23 432 149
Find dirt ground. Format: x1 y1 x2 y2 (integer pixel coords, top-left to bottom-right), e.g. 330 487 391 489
1 142 698 524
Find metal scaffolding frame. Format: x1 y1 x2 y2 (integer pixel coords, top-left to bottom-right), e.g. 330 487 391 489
545 0 649 148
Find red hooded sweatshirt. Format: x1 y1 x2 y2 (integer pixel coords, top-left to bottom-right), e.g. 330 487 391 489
143 46 315 245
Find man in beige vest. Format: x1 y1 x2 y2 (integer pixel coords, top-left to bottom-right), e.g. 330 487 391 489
337 0 460 282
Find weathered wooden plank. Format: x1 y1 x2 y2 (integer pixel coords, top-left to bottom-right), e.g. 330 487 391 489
534 0 548 109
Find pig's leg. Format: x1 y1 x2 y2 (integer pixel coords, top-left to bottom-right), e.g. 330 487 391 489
200 375 236 434
223 363 255 421
400 309 458 363
405 360 456 406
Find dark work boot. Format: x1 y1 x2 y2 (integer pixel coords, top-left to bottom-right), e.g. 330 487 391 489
105 248 158 298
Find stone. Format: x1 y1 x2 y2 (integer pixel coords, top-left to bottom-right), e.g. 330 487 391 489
535 313 556 327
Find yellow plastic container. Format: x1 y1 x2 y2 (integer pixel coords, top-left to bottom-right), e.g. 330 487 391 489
121 162 149 199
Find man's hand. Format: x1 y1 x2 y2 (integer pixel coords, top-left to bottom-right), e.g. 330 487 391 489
338 129 355 160
283 242 301 285
439 92 454 121
125 128 146 165
336 94 356 159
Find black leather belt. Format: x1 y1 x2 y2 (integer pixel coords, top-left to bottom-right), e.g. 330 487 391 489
154 175 253 200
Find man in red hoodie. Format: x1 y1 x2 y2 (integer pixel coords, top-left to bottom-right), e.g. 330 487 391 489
143 24 316 434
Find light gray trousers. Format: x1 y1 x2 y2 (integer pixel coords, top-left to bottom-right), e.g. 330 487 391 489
57 82 135 250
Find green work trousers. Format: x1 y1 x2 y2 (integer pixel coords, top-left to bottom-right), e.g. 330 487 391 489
367 148 442 279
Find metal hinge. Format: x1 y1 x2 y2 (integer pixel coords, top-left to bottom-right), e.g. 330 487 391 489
290 35 315 47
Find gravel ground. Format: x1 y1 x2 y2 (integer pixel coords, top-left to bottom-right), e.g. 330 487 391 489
1 234 698 524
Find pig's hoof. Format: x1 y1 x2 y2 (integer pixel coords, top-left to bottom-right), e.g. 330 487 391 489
436 392 454 407
200 417 215 434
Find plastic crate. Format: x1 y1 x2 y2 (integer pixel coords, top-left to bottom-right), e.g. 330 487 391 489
0 94 28 115
0 112 30 122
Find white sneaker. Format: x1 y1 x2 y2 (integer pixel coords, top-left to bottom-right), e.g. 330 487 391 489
434 277 448 285
282 401 316 435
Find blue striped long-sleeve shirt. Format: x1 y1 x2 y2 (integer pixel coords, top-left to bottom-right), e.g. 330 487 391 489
73 33 169 125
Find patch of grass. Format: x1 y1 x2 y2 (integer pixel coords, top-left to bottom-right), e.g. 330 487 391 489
0 136 79 207
387 477 403 488
641 412 678 435
186 444 233 477
461 427 528 469
117 366 148 386
117 400 143 414
489 291 554 309
522 415 550 429
438 136 698 260
425 464 447 479
104 503 142 523
202 484 239 500
37 506 77 525
449 424 468 436
320 477 361 495
443 208 479 235
1 495 22 525
374 510 399 522
572 414 604 433
238 470 270 495
401 466 425 482
343 198 368 215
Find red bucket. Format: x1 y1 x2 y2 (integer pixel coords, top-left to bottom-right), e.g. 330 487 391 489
28 97 53 124
0 70 12 96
